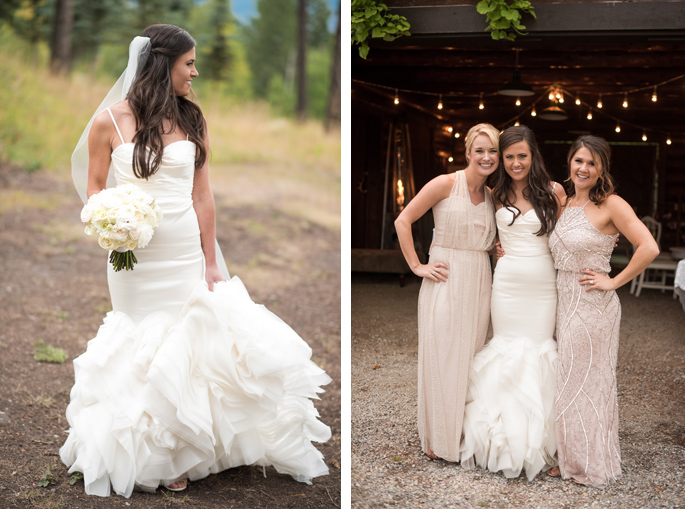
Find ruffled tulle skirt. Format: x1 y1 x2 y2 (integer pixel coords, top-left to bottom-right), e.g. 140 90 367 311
59 277 331 497
460 335 557 480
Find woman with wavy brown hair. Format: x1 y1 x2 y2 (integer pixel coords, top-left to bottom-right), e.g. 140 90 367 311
60 24 331 498
548 135 658 487
460 125 565 481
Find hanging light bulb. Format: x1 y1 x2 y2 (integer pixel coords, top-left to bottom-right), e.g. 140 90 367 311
667 134 672 145
642 131 648 141
531 104 537 117
394 89 399 105
454 132 460 139
479 92 484 110
597 94 603 108
448 156 454 162
622 93 628 108
615 122 621 133
652 86 657 102
514 120 520 126
447 126 453 133
587 109 593 120
516 97 521 106
558 92 564 104
438 94 443 110
575 93 581 106
548 90 555 101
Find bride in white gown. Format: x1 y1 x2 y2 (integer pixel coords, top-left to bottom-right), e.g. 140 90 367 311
460 125 564 480
60 25 331 498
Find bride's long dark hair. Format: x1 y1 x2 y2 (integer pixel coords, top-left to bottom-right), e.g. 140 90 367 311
492 125 557 236
127 24 207 179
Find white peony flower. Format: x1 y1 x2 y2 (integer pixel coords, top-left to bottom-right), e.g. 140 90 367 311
137 226 154 248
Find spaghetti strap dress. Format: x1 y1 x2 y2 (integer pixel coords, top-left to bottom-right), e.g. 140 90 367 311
59 108 332 497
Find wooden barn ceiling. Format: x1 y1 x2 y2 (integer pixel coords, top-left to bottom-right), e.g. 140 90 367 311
352 2 685 145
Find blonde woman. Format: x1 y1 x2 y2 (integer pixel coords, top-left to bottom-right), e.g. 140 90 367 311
395 123 499 461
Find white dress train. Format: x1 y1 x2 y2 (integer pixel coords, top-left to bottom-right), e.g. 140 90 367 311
59 112 332 497
460 207 557 480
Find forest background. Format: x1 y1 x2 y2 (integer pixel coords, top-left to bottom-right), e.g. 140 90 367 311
0 0 342 171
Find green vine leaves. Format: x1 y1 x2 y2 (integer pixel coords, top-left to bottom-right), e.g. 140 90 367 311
477 0 536 41
351 0 411 59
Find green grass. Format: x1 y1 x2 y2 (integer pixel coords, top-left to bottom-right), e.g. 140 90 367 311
33 341 68 364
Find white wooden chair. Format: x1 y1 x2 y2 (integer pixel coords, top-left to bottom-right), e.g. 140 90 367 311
634 216 678 297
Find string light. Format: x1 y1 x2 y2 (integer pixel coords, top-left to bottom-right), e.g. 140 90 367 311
479 92 484 110
438 94 443 110
516 97 521 106
448 156 454 162
642 131 648 141
597 94 603 108
514 120 520 126
667 134 672 145
447 126 453 133
454 132 460 139
622 93 628 108
531 104 537 117
575 93 581 106
615 122 621 133
652 86 657 102
394 89 399 105
587 109 593 120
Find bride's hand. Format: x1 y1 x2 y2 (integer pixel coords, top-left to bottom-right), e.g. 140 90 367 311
413 262 448 283
205 265 226 292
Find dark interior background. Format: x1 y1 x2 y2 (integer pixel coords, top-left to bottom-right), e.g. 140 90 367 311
352 0 685 258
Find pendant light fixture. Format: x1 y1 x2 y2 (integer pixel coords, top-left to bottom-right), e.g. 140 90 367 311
498 49 534 97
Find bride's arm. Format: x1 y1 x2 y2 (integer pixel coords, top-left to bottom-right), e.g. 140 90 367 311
86 112 114 198
192 122 225 291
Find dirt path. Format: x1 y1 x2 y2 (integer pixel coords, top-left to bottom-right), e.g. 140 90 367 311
352 273 684 508
0 162 340 508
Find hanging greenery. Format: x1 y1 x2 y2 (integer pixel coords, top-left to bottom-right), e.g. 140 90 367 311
476 0 536 41
351 0 411 59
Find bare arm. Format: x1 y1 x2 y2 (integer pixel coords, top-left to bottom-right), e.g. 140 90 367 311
581 195 659 291
86 112 115 198
394 174 453 282
552 181 567 219
192 121 225 291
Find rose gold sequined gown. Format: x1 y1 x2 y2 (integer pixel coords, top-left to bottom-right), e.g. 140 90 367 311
417 170 496 461
548 203 621 488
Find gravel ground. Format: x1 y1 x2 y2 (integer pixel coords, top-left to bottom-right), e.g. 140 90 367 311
351 273 685 508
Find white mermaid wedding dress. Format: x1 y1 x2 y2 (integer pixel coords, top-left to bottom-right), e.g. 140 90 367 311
59 116 332 497
460 206 557 480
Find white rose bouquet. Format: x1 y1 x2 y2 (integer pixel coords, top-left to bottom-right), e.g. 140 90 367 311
80 184 163 271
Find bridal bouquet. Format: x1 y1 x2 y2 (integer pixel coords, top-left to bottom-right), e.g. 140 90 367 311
81 184 163 271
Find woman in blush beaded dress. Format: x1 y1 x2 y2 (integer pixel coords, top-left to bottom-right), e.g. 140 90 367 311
60 25 331 498
460 125 565 480
394 123 499 462
548 135 658 487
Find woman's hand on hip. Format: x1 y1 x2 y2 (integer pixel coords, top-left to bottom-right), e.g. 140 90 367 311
414 262 448 283
579 269 614 292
